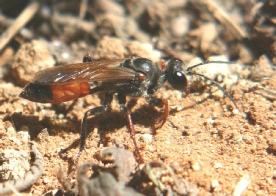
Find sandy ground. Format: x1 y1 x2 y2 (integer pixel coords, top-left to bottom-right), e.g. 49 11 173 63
0 0 275 195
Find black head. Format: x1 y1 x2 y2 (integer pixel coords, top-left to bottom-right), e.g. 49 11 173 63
166 58 188 91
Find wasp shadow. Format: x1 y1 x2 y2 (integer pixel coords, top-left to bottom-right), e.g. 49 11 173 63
59 101 161 155
70 96 212 151
8 112 45 139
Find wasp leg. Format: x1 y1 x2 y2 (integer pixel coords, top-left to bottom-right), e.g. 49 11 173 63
149 97 168 132
118 93 144 163
75 93 113 165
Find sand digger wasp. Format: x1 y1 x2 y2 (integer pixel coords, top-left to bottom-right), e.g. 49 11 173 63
20 54 237 163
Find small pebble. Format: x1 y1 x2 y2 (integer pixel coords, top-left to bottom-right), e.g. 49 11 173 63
192 162 200 171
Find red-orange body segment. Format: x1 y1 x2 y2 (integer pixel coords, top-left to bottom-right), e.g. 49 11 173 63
49 82 90 103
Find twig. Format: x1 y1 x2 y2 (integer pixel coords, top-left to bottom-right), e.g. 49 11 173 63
0 2 39 51
0 13 14 27
233 174 250 196
0 142 44 195
192 0 247 40
39 9 96 35
79 0 88 19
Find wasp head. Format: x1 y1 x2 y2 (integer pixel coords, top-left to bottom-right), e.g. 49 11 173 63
166 58 188 92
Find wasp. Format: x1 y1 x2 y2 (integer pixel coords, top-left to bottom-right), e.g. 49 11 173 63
20 55 237 163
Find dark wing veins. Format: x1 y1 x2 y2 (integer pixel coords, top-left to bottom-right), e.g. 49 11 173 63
31 59 137 85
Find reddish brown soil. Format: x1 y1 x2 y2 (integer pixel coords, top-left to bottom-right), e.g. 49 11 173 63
0 0 275 195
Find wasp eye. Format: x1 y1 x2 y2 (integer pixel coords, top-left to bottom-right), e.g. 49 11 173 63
169 71 188 91
166 58 188 91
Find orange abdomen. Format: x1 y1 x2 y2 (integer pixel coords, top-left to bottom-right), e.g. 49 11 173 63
50 82 90 103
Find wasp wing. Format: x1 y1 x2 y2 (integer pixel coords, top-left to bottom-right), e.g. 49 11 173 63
31 59 136 85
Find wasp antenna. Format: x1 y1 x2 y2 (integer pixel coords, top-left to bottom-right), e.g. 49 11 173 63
186 61 236 72
189 72 238 110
